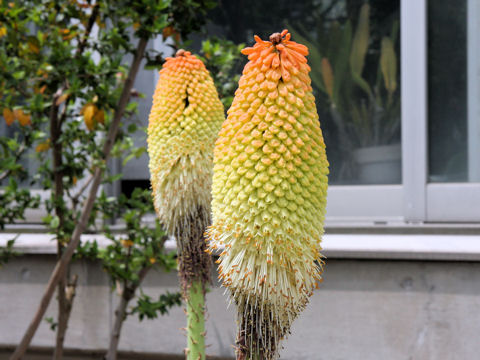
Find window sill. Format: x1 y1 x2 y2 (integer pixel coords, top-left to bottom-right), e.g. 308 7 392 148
321 233 480 261
1 227 480 261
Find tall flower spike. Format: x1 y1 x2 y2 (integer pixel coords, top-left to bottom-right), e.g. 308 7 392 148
147 49 224 360
207 30 329 359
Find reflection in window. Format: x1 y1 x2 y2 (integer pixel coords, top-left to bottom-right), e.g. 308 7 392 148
428 0 472 183
207 0 401 185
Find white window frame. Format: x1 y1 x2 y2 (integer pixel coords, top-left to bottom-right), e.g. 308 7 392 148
327 0 480 224
401 0 428 223
405 0 480 223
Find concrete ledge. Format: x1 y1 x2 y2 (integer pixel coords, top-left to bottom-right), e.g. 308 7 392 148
0 233 177 255
323 234 480 261
1 232 480 261
2 257 480 359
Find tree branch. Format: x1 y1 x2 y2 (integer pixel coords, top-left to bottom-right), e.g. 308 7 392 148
53 274 78 360
76 4 100 58
71 172 95 203
50 88 71 360
10 37 149 360
50 90 64 236
105 264 151 360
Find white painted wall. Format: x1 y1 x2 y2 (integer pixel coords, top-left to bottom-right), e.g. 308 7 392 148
1 256 480 359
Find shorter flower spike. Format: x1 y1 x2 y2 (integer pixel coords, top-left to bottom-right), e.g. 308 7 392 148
148 50 224 360
147 50 224 289
207 30 329 359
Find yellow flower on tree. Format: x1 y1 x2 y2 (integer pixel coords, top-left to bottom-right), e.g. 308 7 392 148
207 30 329 360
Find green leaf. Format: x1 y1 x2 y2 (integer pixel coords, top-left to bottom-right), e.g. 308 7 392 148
351 72 372 98
350 3 370 77
12 71 26 80
50 216 60 229
127 123 138 133
122 153 134 166
125 102 138 113
380 37 397 94
133 147 146 158
7 139 19 151
332 20 352 106
106 173 123 183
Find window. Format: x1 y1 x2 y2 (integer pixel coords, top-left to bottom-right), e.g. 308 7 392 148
201 0 404 221
428 0 468 184
196 0 480 223
402 0 480 223
2 0 479 225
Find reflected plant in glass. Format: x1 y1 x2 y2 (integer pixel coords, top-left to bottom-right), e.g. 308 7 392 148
291 3 401 183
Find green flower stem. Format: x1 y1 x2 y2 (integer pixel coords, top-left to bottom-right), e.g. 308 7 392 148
187 280 206 360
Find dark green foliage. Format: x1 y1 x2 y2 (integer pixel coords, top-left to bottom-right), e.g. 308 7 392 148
77 187 181 323
0 178 39 230
0 238 18 267
44 316 58 331
168 0 217 39
131 291 182 321
197 37 244 108
97 188 176 284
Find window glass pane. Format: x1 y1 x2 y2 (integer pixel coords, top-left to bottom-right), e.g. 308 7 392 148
206 0 401 185
428 0 479 183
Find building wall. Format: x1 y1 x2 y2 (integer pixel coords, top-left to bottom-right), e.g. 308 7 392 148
0 255 479 360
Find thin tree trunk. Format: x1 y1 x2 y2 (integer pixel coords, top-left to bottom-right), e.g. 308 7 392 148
105 288 133 360
50 81 70 360
54 273 67 360
53 273 77 360
10 37 148 360
105 267 150 360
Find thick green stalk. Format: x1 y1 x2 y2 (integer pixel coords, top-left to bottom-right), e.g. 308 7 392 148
186 280 206 360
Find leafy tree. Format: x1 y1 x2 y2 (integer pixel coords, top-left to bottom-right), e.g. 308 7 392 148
0 1 216 358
